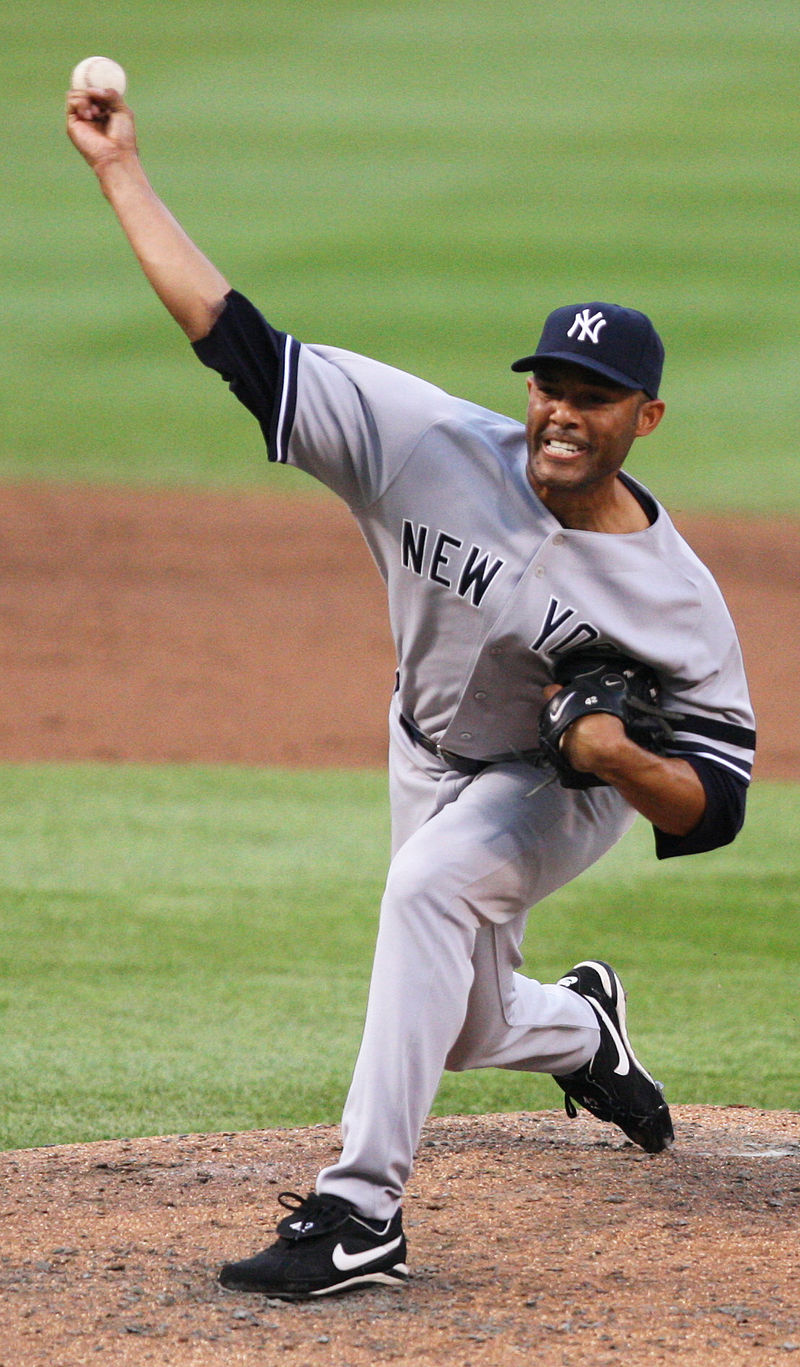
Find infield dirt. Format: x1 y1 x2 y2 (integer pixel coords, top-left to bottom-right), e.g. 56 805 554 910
0 484 796 776
0 485 797 1367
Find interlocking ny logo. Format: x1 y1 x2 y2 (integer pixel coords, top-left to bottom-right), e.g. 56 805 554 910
567 308 607 344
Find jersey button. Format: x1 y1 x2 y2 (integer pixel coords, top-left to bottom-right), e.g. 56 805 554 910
474 691 487 701
553 533 565 546
535 565 545 578
459 731 473 741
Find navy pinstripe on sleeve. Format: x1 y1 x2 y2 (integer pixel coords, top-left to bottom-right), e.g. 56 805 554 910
653 755 747 859
192 290 300 462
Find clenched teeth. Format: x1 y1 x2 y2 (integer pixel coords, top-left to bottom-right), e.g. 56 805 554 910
544 439 582 454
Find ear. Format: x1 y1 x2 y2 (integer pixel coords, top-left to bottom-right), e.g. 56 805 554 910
635 397 665 438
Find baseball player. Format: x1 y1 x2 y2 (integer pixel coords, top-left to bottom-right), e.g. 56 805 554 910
68 88 755 1301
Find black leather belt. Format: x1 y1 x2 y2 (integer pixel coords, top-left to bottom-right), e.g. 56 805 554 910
399 714 490 774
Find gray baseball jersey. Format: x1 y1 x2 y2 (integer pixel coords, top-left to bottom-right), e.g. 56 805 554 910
195 291 754 818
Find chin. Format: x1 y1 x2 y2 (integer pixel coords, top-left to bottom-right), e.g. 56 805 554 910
530 459 582 491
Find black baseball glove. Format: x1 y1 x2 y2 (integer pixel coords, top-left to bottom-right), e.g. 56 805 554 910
538 646 676 790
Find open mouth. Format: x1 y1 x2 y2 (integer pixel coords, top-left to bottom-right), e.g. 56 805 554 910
540 437 587 459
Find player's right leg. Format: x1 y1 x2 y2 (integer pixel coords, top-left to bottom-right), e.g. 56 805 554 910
550 959 674 1152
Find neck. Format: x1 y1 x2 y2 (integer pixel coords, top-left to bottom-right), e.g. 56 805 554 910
536 474 650 534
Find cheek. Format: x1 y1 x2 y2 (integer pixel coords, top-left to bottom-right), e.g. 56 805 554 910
525 398 546 434
600 407 635 443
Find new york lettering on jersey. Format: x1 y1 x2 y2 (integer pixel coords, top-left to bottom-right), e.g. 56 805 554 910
400 520 506 607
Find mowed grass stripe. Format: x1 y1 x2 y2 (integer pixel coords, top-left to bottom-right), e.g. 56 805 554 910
2 0 799 507
0 765 796 1149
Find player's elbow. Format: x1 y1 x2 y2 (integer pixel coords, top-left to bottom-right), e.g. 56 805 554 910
654 762 748 859
182 293 230 342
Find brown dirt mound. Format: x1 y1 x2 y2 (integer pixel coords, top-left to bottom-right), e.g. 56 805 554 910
2 1108 798 1367
1 484 797 1365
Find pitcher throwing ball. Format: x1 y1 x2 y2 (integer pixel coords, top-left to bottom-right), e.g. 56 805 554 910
68 82 755 1301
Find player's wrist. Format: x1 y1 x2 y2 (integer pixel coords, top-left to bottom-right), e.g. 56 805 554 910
94 151 150 210
561 713 629 778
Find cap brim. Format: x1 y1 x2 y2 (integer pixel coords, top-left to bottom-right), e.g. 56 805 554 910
510 350 641 391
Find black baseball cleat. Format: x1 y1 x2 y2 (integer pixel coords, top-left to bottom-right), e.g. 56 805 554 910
218 1190 409 1300
552 959 674 1154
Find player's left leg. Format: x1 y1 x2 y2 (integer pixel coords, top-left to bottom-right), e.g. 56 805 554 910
314 762 635 1221
219 756 635 1298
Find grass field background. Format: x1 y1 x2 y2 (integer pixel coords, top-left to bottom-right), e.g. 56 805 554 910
1 768 797 1151
2 0 800 510
0 1 798 1148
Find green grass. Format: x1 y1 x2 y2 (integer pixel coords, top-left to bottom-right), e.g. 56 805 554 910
0 765 796 1151
1 0 800 508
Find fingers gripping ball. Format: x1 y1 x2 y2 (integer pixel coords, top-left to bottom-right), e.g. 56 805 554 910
538 647 675 790
70 56 127 94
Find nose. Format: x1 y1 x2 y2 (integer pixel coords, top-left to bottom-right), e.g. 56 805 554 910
546 395 579 428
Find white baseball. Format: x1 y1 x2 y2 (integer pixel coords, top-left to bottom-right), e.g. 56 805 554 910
70 56 127 94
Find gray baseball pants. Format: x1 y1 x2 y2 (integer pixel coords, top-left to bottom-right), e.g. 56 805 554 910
317 696 636 1220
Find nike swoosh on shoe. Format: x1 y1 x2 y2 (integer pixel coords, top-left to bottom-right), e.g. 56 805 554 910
589 999 631 1076
331 1234 404 1272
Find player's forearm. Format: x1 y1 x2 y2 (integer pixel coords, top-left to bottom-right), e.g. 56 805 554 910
95 154 230 341
590 741 707 836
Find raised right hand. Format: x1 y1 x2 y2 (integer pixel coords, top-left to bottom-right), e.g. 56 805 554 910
66 87 138 172
64 83 230 341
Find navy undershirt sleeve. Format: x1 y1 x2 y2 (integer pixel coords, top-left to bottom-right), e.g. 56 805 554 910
653 756 747 859
192 290 287 441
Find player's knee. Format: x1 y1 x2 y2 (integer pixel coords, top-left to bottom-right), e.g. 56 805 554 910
381 844 481 932
444 1039 474 1071
383 839 446 905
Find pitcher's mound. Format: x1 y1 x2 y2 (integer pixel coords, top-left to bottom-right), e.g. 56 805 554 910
2 1106 798 1366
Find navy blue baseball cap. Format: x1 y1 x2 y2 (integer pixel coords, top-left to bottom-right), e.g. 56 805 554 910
511 302 664 398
